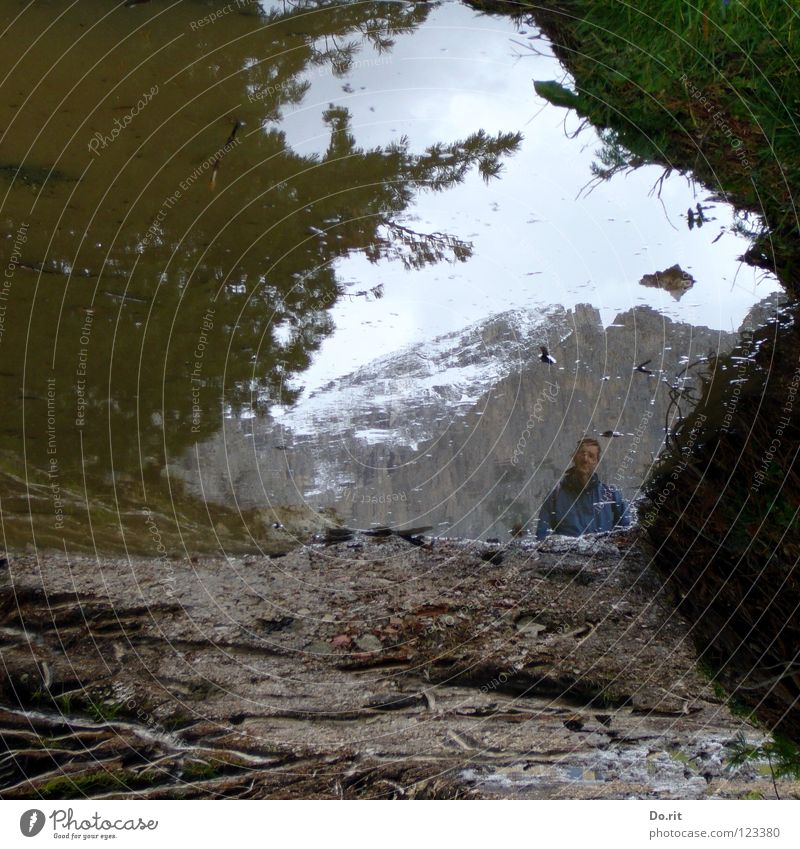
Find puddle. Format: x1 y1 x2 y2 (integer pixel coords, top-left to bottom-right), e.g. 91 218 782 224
0 0 782 552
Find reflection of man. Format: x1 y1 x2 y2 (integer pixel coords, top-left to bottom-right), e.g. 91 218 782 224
536 437 630 539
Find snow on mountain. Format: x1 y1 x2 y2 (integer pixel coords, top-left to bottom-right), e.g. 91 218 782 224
272 306 564 446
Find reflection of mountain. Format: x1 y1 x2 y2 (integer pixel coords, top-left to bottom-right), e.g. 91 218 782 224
176 301 766 539
276 307 561 448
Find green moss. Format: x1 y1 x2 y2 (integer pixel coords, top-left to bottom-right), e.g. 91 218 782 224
180 761 220 781
38 768 160 799
514 0 800 290
728 698 758 723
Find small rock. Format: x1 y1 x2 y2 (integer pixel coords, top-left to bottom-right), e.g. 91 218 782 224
514 614 547 637
355 634 383 653
366 693 424 711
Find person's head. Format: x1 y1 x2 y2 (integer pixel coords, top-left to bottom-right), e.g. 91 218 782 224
571 437 600 480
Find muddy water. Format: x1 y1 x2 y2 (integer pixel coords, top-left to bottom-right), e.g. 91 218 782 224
0 1 781 553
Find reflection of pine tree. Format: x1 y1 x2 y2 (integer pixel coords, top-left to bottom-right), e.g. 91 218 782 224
1 0 522 510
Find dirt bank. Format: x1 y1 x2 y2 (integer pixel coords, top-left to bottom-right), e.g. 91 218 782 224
1 532 797 799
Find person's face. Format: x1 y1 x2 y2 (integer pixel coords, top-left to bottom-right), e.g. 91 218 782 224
572 443 600 476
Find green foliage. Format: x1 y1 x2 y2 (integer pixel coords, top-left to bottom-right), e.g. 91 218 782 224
741 790 765 800
728 698 758 722
727 731 800 781
86 700 122 723
55 693 74 715
51 691 124 723
533 80 582 110
523 0 800 281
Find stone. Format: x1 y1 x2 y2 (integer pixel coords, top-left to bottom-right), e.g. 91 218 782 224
355 634 383 653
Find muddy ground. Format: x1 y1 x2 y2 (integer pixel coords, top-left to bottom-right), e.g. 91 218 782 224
1 531 797 799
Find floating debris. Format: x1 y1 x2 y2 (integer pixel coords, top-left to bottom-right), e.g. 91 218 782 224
639 264 695 300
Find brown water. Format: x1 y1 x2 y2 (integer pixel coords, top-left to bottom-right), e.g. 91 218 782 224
0 0 527 552
0 0 780 553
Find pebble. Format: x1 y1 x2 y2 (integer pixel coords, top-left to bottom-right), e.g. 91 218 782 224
355 634 383 653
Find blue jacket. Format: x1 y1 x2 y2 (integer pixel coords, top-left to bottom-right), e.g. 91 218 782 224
536 472 630 539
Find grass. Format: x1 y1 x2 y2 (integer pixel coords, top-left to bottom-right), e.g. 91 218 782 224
86 700 123 723
699 648 800 794
55 693 74 715
48 690 129 725
514 0 800 290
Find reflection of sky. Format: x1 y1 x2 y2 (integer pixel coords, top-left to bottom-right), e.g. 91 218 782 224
275 2 779 393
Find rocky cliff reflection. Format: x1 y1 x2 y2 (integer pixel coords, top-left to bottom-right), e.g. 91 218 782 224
177 297 780 540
